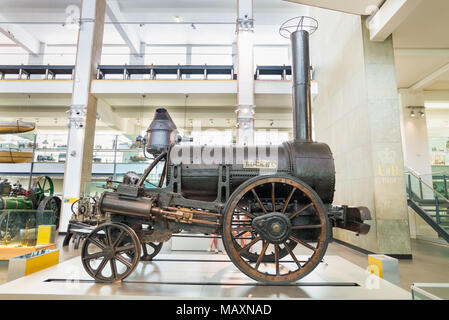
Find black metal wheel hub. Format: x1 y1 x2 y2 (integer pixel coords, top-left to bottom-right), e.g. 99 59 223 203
252 212 291 244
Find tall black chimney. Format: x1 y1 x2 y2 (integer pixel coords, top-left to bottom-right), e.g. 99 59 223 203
279 16 318 142
291 30 312 141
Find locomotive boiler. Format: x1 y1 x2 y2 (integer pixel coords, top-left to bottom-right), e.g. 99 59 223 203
81 17 371 284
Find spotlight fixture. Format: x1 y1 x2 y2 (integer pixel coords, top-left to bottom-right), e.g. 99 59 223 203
173 16 182 23
407 106 425 119
209 119 214 126
269 120 274 127
191 23 196 30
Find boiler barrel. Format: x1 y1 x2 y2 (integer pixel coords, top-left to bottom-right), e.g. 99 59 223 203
168 140 335 204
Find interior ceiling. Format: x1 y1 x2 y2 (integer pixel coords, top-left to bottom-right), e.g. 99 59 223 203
393 0 449 91
1 0 449 130
283 0 384 15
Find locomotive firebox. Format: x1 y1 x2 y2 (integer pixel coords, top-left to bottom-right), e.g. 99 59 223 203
81 17 371 284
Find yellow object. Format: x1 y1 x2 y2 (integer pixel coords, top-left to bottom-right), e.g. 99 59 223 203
368 255 383 278
36 226 52 245
64 197 78 204
0 151 33 163
24 250 59 276
0 244 56 260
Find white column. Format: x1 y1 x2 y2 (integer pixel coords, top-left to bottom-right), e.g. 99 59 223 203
236 0 255 146
398 89 432 178
60 0 106 232
398 89 437 239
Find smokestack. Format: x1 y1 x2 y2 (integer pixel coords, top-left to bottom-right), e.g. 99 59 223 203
291 30 312 141
280 16 317 142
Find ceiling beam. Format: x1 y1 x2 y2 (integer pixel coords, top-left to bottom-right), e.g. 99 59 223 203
0 13 40 55
368 0 422 41
96 98 126 132
410 62 449 92
105 0 141 55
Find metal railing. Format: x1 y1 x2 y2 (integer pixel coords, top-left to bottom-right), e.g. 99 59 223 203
405 168 449 242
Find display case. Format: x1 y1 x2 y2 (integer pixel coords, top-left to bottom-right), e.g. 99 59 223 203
0 209 55 247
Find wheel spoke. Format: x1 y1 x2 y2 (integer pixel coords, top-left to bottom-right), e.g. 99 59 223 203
289 203 313 220
291 224 322 230
148 243 158 249
289 235 317 252
271 183 275 211
94 258 109 276
254 241 269 270
105 226 113 247
116 244 135 253
274 244 280 275
89 236 106 250
283 241 302 269
238 236 261 254
282 187 296 214
110 259 118 279
251 189 267 214
233 230 249 239
82 251 104 261
115 254 133 268
142 244 148 255
236 206 256 219
112 230 126 248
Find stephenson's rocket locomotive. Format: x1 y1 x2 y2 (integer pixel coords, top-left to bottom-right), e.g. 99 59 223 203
81 17 371 284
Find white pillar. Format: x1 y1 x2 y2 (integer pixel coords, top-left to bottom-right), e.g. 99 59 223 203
236 0 255 146
398 89 432 178
60 0 106 232
398 89 437 239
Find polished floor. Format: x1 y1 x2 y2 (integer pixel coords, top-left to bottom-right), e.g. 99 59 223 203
0 236 447 295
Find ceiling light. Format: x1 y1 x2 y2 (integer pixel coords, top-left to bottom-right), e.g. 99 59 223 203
209 119 214 126
173 16 182 23
410 110 416 118
419 111 425 117
191 23 196 30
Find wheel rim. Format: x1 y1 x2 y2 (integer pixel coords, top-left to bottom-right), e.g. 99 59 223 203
81 222 141 282
141 242 163 261
222 175 329 284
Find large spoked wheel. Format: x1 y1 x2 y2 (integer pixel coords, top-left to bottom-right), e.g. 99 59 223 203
140 242 163 261
81 222 141 283
31 176 54 206
37 196 61 229
222 175 330 284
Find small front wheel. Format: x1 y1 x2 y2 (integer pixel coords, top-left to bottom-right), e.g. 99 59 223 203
81 222 141 282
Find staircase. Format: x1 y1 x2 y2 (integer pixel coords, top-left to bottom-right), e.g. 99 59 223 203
405 169 449 243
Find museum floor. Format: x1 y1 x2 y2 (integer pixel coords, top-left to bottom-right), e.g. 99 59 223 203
0 237 447 294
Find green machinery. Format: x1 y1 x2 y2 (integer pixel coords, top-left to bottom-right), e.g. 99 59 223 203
0 176 61 243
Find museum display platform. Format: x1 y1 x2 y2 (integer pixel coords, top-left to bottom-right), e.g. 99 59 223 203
0 253 411 299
